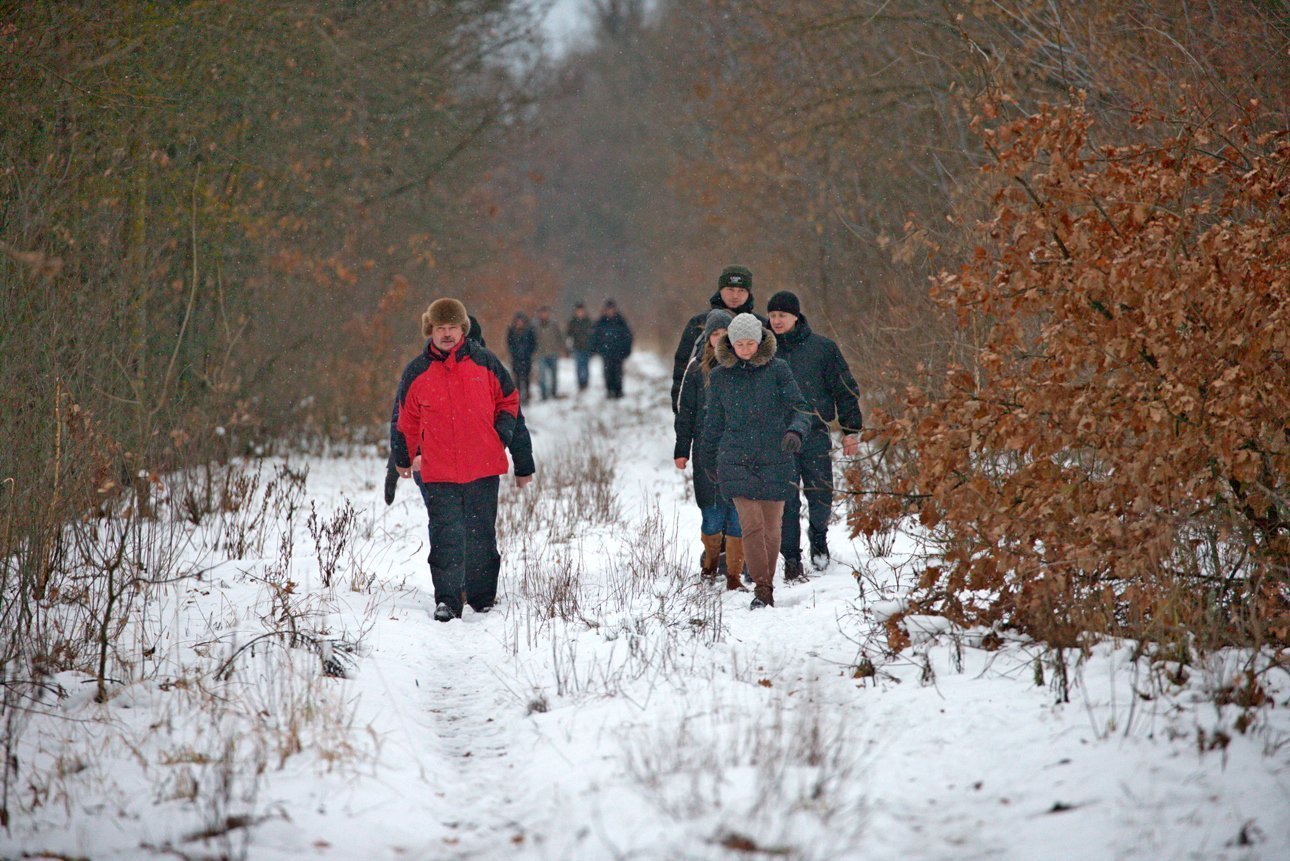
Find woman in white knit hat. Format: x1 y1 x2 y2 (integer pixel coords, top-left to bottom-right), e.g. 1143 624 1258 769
698 313 813 609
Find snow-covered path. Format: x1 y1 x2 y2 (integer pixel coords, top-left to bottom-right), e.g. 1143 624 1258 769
4 352 1287 860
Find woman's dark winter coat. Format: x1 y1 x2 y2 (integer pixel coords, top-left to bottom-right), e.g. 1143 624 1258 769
671 290 765 412
506 322 537 374
774 315 863 437
591 313 633 360
673 353 724 510
699 332 813 501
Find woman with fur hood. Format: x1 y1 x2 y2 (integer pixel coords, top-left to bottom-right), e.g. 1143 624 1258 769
674 309 746 591
699 313 813 609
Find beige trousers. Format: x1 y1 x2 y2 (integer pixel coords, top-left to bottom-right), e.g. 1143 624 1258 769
732 498 785 589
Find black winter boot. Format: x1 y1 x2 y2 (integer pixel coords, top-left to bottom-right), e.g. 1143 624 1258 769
810 542 830 571
783 557 807 583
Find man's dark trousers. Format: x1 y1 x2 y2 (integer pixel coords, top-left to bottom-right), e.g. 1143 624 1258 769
414 475 434 545
424 476 501 615
781 429 832 561
603 358 625 398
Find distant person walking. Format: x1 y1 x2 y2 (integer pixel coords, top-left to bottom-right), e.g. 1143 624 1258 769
534 305 564 401
674 309 746 590
766 291 863 578
505 311 537 403
592 299 633 399
566 301 594 393
699 313 812 609
670 265 764 413
394 298 534 621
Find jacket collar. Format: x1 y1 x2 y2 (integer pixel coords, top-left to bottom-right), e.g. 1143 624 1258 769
776 314 812 349
715 328 777 369
428 338 469 366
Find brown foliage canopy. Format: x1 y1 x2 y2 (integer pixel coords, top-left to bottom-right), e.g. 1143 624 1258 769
851 96 1289 647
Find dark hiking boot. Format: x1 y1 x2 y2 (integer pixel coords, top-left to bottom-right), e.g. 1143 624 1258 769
810 545 830 571
433 603 455 622
783 557 808 583
749 585 774 609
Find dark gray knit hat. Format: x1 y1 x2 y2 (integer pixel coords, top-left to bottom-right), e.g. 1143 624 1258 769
700 309 734 343
727 312 763 344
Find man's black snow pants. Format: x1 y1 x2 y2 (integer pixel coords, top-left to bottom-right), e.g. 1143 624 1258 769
424 475 501 616
603 357 625 398
780 429 833 561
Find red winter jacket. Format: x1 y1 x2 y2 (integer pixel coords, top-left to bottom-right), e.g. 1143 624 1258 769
394 339 521 484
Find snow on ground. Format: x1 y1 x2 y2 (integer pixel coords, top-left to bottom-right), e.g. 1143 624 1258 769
3 352 1288 860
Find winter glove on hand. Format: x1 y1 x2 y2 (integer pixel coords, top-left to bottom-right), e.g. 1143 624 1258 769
780 431 803 454
383 464 400 505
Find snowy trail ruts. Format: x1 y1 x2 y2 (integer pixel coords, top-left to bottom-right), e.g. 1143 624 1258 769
419 613 539 857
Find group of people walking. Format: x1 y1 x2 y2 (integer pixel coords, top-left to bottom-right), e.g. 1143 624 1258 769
672 265 861 610
504 299 634 401
385 263 860 621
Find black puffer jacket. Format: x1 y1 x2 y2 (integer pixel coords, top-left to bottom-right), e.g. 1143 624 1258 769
699 332 813 501
673 352 724 509
506 323 537 373
671 290 766 412
592 313 633 361
774 315 863 436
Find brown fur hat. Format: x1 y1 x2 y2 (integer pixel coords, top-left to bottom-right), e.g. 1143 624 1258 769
421 298 469 336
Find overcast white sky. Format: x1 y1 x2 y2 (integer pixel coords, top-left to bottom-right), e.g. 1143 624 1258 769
541 0 593 54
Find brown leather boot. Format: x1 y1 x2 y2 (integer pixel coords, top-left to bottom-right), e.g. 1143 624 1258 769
725 536 748 591
700 533 723 579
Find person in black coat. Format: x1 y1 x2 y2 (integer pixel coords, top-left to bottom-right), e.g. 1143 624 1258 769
674 309 746 590
505 312 537 403
591 299 633 399
699 313 813 609
670 265 767 413
766 291 863 578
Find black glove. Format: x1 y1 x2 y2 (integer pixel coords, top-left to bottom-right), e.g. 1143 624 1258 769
383 463 400 505
780 431 802 454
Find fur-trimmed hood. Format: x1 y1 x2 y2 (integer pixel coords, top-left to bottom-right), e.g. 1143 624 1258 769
715 328 777 369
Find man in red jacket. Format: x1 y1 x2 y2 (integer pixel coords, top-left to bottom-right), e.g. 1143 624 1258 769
394 298 533 621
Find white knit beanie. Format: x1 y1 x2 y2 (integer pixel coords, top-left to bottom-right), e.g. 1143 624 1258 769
727 313 763 345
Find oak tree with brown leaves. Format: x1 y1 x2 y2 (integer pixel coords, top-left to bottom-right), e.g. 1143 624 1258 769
851 96 1289 651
